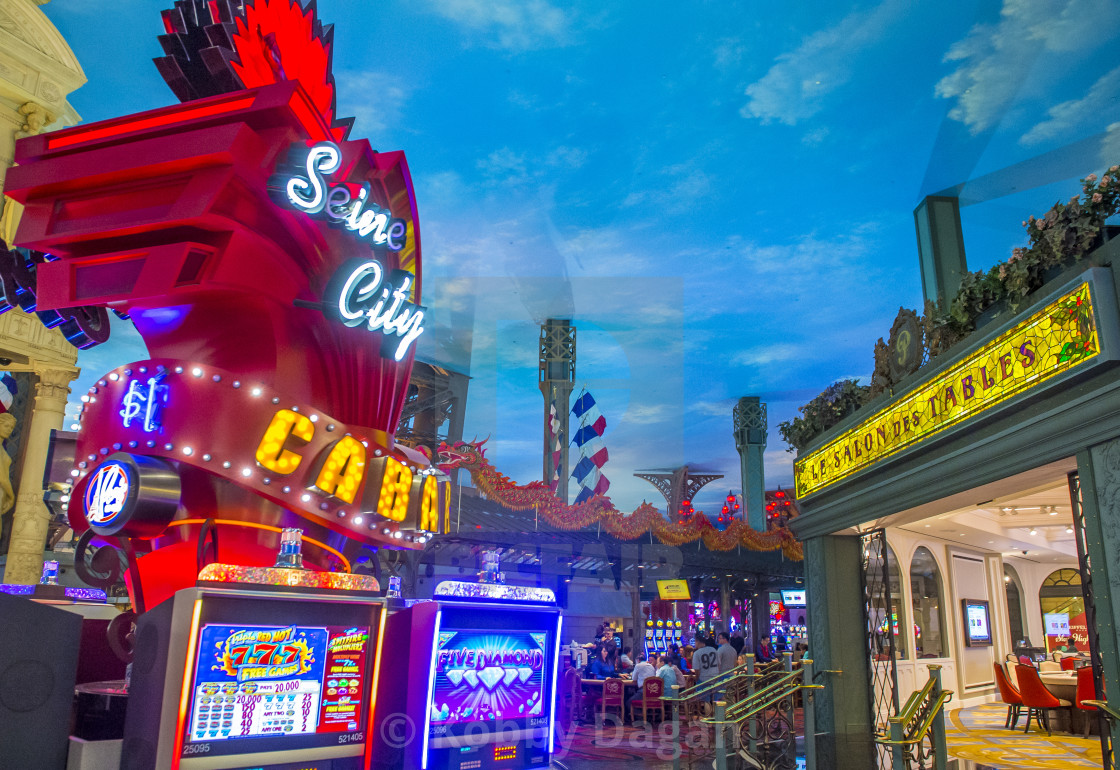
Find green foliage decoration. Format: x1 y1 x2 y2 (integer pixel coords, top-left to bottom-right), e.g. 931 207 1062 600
779 167 1120 453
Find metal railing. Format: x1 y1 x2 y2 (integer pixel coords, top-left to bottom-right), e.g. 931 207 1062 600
663 652 826 770
873 665 953 770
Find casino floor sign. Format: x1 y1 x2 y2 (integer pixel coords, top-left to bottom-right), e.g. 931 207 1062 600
3 0 446 605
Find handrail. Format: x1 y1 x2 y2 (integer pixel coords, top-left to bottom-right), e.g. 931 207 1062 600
1083 699 1120 722
875 691 954 746
662 660 754 702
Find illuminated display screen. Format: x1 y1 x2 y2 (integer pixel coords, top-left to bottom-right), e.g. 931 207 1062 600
781 590 806 606
796 281 1102 497
430 629 548 726
962 600 992 646
185 623 370 743
177 595 381 763
425 604 559 750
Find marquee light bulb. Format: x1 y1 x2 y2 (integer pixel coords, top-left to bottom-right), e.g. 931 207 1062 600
192 367 203 377
251 387 263 397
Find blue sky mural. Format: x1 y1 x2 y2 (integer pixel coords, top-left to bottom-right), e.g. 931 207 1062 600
44 0 1120 518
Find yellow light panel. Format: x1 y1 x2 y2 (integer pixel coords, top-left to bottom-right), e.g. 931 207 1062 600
796 282 1101 498
312 435 367 504
255 408 315 475
375 457 413 522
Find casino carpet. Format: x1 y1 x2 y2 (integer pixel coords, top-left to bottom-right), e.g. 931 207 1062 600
946 703 1102 768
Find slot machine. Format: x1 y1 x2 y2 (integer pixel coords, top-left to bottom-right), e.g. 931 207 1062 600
644 619 655 659
373 581 562 770
121 569 384 770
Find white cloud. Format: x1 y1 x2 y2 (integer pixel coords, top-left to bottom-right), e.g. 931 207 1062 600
936 0 1120 135
622 165 712 208
1021 66 1120 145
424 0 571 51
712 38 745 72
1102 122 1120 167
334 70 409 137
731 344 806 368
741 0 905 125
477 147 529 186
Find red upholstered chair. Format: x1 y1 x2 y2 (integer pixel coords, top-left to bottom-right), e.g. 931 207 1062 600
630 676 665 723
600 678 626 723
1016 663 1071 735
993 663 1023 729
1019 655 1034 667
1076 666 1101 737
1061 656 1079 672
560 667 582 728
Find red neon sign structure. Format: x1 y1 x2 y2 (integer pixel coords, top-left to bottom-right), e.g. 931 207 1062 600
4 0 432 606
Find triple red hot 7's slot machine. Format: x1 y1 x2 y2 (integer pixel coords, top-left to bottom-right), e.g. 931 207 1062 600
122 585 385 770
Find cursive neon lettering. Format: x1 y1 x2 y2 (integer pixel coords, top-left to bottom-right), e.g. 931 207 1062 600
271 142 408 252
323 259 426 361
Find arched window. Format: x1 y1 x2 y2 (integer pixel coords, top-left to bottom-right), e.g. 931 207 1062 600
910 547 945 658
1040 568 1085 653
1004 564 1026 646
867 543 907 659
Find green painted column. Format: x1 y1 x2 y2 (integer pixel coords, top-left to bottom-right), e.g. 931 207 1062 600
804 535 875 770
1075 442 1120 702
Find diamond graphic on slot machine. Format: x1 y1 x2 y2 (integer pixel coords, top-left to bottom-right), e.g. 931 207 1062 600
478 667 504 691
446 669 464 686
502 668 518 687
518 667 533 683
530 700 542 715
463 670 479 688
519 704 524 713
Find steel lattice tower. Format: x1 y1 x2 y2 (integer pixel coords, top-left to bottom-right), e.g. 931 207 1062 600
539 319 575 502
733 396 767 530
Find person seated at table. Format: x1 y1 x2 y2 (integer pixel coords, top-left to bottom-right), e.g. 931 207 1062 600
630 653 656 688
655 654 678 690
617 645 635 671
1056 639 1078 653
756 636 774 662
588 644 617 680
669 643 689 671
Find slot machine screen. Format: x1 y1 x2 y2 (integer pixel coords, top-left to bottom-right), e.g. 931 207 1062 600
427 605 559 749
178 593 382 767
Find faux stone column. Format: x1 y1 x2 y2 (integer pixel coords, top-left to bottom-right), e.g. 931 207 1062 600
3 367 75 584
804 534 875 770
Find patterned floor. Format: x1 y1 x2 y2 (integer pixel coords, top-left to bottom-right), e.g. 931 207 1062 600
946 703 1103 769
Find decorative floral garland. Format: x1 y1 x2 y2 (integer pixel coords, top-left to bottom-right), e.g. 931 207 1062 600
435 440 803 560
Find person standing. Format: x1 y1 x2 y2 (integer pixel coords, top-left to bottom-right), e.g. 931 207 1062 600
716 632 737 674
694 636 720 685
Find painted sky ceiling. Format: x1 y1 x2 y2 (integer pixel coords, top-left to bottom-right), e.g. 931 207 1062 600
45 0 1120 517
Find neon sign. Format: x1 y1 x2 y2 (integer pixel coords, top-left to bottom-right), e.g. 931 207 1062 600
796 282 1103 497
119 372 168 432
270 141 408 251
322 259 426 361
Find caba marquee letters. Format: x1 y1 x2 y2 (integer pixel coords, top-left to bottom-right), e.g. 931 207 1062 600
269 141 409 252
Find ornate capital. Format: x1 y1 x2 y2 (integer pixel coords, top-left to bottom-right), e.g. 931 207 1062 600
34 366 77 405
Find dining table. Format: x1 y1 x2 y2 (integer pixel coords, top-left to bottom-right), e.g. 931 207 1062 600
1040 670 1098 735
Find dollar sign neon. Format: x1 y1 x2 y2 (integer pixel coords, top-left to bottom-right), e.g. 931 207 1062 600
119 373 167 432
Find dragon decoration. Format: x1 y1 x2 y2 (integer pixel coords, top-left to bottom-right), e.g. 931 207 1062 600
435 440 803 560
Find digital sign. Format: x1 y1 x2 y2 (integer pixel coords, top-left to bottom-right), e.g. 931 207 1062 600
184 623 371 747
962 600 992 647
781 590 806 606
796 281 1102 497
656 579 691 600
429 630 549 729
